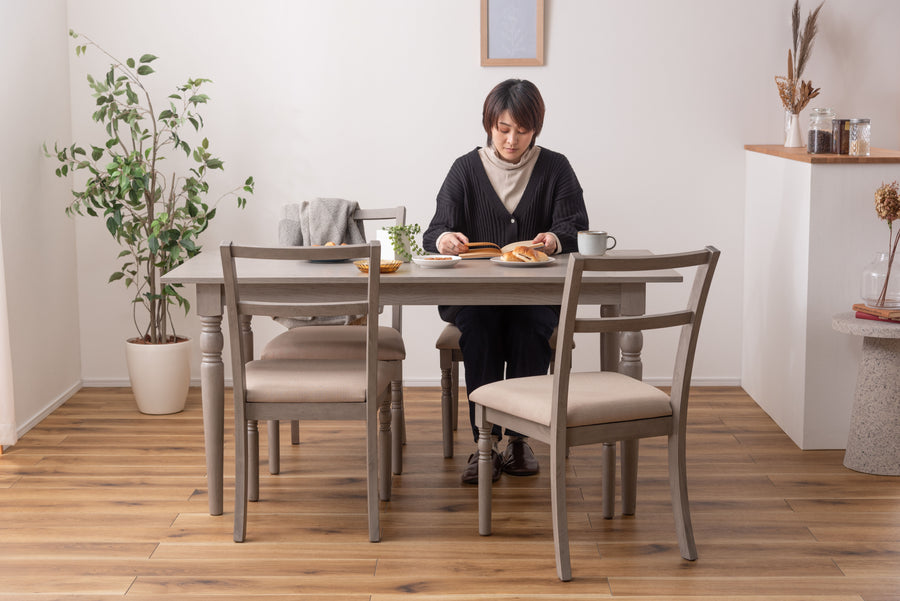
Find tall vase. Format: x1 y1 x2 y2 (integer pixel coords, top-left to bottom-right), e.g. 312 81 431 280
861 252 900 308
784 112 802 148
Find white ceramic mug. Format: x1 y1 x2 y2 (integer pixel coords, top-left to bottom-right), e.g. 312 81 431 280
577 230 617 256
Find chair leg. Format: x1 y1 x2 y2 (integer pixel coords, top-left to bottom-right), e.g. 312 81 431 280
476 410 493 536
367 397 381 543
668 432 697 560
379 400 392 502
291 420 300 445
391 379 403 475
450 361 459 431
550 439 572 581
268 420 280 475
234 419 249 542
248 420 259 502
440 351 454 458
601 442 616 519
621 439 638 515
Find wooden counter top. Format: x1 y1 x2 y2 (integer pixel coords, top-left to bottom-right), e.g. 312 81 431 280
745 144 900 164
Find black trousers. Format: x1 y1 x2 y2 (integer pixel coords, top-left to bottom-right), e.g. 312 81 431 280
454 305 558 442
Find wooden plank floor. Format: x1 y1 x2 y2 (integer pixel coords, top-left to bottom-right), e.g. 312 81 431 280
1 386 899 600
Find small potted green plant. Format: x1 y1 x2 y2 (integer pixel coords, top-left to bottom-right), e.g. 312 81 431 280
45 31 254 414
376 224 425 262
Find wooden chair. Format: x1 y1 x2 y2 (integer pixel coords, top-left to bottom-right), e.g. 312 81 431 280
435 325 566 458
263 206 407 476
470 247 720 580
221 241 392 543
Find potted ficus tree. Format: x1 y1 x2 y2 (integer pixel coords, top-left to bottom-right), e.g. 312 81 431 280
45 31 254 414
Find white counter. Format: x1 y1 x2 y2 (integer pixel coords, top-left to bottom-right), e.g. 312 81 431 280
742 145 900 449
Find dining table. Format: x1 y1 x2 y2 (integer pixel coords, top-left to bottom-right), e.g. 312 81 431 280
162 248 682 516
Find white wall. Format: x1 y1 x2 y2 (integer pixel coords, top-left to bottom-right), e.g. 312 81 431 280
0 0 83 435
14 0 900 415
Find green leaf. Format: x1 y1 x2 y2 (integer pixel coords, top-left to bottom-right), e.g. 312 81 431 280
139 54 158 63
126 58 135 68
106 216 118 236
136 65 154 76
108 272 125 283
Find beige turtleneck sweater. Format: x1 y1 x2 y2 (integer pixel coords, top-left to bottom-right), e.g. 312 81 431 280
478 144 541 213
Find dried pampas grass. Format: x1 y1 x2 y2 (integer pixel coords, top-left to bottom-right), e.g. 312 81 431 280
776 0 825 114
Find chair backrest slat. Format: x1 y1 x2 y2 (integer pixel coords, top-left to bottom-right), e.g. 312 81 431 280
231 243 370 262
574 311 693 334
552 246 720 434
352 206 406 228
238 300 369 318
581 248 713 272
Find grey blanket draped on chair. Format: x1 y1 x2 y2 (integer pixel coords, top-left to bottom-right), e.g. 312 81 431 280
276 198 368 328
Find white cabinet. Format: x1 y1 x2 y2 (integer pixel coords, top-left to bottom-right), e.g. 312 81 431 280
742 145 900 449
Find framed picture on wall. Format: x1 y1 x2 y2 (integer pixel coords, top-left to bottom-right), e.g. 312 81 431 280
480 0 545 66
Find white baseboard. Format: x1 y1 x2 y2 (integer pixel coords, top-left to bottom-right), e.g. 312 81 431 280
17 381 82 439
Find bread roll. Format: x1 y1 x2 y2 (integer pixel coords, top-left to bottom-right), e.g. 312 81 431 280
533 249 549 262
512 246 537 262
501 251 523 262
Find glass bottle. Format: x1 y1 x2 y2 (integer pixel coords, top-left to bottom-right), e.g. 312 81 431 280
807 107 834 154
861 252 900 308
849 119 871 156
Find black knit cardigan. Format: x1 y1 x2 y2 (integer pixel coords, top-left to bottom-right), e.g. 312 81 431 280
422 147 588 254
423 147 589 322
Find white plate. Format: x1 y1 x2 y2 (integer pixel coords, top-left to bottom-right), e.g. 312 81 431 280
412 255 461 269
490 256 556 268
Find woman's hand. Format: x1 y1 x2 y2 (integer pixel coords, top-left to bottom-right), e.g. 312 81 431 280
532 232 558 254
438 232 470 255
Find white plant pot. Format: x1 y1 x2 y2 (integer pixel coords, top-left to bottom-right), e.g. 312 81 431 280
125 337 191 414
376 229 411 262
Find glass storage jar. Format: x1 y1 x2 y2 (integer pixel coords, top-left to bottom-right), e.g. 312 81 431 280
832 118 851 154
849 118 871 156
807 107 834 154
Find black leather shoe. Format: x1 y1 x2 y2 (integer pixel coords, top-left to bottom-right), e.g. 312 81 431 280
461 449 502 484
501 437 539 476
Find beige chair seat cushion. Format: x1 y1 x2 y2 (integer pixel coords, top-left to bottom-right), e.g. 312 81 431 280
470 371 671 428
262 325 405 361
245 359 393 403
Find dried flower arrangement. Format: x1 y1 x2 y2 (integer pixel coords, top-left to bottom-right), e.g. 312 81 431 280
775 0 825 115
873 181 900 306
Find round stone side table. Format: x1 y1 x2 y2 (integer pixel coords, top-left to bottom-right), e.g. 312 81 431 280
832 312 900 475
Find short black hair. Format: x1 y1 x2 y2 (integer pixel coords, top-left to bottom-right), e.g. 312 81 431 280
482 79 545 148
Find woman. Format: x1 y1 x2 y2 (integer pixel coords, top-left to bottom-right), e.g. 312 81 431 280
423 79 588 484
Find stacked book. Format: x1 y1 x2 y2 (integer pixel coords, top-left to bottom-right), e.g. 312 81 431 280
852 303 900 323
